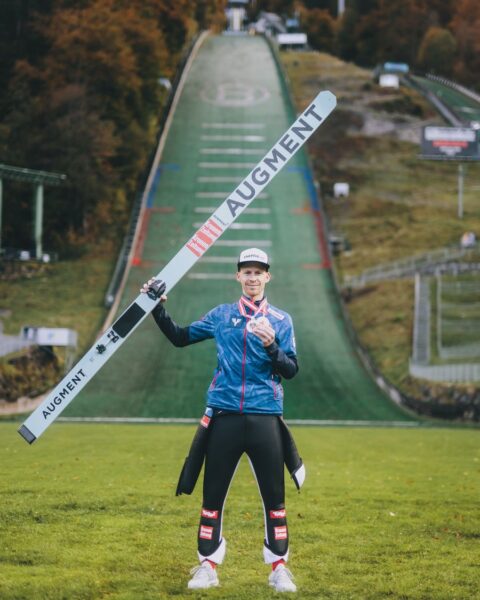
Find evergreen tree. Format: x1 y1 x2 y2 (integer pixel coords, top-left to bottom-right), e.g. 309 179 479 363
300 7 336 53
450 0 480 90
417 26 457 76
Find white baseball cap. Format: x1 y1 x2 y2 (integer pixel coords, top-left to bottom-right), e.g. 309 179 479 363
237 247 270 270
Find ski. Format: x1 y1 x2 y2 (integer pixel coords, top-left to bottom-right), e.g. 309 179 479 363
18 90 337 444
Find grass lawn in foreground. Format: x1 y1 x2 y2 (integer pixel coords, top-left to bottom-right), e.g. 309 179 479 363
1 423 478 599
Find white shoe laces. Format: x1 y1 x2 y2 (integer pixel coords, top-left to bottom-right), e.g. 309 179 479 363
189 563 212 578
276 566 295 581
270 565 296 591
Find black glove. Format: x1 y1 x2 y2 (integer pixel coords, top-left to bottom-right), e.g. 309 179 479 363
147 279 166 301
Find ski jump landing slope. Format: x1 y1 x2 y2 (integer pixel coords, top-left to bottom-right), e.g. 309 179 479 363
68 35 414 422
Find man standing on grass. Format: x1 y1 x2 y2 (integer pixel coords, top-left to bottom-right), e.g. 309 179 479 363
141 248 304 592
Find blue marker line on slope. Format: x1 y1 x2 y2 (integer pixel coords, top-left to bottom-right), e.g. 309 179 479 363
147 163 180 208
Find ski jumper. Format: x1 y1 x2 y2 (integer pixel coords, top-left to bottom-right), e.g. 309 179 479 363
152 295 300 564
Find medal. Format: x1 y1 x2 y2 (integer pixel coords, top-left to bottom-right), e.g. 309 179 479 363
238 296 270 334
246 316 270 333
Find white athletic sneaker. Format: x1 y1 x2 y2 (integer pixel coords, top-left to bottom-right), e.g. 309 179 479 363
269 564 297 592
187 561 219 590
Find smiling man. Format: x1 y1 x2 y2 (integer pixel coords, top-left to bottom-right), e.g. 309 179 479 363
141 248 303 593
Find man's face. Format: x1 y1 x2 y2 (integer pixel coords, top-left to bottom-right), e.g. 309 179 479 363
236 263 271 300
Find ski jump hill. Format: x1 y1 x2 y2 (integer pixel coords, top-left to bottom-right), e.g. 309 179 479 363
67 34 415 424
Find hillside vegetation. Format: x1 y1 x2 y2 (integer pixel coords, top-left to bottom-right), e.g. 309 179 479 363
2 1 479 256
281 50 480 417
0 0 226 253
254 0 480 91
1 29 479 416
0 1 226 405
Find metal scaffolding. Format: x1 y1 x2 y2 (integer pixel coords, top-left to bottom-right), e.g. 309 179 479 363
0 163 67 259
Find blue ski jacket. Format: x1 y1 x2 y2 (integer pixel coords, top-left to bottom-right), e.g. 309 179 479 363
152 296 298 414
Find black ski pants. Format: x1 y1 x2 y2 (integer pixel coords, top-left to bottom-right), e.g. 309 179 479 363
197 413 288 562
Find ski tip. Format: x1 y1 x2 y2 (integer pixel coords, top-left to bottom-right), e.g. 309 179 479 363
18 424 37 445
317 90 337 111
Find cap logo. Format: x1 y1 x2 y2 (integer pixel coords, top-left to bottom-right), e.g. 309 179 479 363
243 254 261 261
238 247 269 267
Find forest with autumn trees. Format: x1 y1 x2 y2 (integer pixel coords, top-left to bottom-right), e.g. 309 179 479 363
0 0 479 255
0 0 226 255
255 0 479 89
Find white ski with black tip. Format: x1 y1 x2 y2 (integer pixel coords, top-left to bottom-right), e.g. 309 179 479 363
18 90 337 444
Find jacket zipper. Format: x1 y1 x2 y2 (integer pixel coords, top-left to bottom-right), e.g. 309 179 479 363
239 327 247 412
209 369 220 390
271 375 277 398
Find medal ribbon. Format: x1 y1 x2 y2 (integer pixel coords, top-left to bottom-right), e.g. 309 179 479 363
238 295 268 320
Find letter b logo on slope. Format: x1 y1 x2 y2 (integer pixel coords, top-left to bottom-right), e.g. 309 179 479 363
201 83 270 107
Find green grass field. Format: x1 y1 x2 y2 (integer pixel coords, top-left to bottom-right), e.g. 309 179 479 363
1 423 479 599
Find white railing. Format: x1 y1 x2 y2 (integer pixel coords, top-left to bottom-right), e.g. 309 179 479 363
412 273 430 364
343 245 471 288
426 74 480 108
0 331 32 357
409 361 480 382
439 343 480 359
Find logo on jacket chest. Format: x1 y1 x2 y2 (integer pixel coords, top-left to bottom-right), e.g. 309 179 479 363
231 317 242 327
